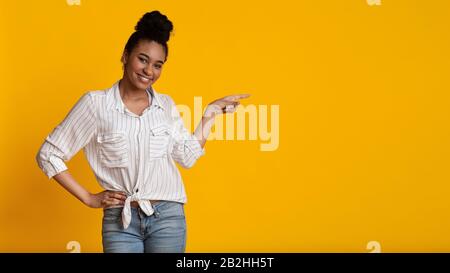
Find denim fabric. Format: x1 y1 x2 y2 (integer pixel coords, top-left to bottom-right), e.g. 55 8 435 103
102 201 186 253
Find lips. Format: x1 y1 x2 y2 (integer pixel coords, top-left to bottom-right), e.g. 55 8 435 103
137 73 152 83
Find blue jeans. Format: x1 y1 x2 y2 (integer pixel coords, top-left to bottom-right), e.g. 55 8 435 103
102 201 187 253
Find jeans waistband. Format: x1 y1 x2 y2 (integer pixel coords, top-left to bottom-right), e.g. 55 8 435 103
130 200 162 208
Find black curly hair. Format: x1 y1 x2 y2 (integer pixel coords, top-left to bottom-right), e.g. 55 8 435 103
123 11 173 62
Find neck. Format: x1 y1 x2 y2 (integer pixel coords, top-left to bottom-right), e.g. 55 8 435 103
119 78 148 101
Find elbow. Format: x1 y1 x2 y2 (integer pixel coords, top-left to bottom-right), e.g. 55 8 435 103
172 144 203 169
178 158 196 169
35 146 65 179
35 148 46 170
176 156 198 169
35 148 52 178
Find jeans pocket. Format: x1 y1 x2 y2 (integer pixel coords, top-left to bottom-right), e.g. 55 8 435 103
157 202 185 220
97 132 129 168
102 207 122 223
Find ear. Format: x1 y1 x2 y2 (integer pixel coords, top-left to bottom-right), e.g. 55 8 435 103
121 51 129 65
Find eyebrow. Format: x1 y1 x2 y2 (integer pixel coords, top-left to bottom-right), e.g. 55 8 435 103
138 53 164 64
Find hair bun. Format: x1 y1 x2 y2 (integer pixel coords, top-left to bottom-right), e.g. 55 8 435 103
135 11 173 44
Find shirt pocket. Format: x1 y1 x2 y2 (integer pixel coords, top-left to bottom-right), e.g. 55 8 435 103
149 124 172 160
97 132 129 168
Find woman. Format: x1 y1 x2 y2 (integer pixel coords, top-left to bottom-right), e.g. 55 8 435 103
36 10 249 253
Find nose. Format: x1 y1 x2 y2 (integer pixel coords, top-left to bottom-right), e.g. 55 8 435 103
143 65 153 77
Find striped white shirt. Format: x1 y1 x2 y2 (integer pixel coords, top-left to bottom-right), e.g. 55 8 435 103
36 81 205 229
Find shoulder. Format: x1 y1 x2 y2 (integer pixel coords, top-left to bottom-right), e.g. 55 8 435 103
70 83 115 110
82 88 110 106
67 90 107 114
86 90 106 97
153 90 178 110
85 90 107 100
153 91 181 118
155 91 175 105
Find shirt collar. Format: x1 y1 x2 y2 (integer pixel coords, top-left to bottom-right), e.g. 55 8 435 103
107 80 165 113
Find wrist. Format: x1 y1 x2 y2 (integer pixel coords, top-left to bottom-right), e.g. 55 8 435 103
204 104 219 118
82 192 94 207
202 112 216 122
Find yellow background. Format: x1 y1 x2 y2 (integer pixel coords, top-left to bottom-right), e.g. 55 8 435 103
1 0 450 252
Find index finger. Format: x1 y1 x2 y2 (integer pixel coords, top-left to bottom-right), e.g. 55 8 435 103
113 191 128 197
112 193 127 200
228 94 251 101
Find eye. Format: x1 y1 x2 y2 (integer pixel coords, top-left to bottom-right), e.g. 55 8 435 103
138 57 148 64
154 64 162 69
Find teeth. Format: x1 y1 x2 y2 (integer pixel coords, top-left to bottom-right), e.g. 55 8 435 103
138 75 151 82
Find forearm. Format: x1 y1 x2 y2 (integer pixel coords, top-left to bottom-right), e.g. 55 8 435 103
194 113 216 148
53 170 92 207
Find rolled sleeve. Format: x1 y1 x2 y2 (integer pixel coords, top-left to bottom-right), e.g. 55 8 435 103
167 97 205 169
36 151 68 179
36 92 97 178
172 133 205 168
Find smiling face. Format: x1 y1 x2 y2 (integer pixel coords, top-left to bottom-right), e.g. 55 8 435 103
121 39 166 91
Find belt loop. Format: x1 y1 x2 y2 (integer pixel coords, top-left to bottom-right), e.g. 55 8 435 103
153 203 160 218
138 208 145 236
137 206 142 219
